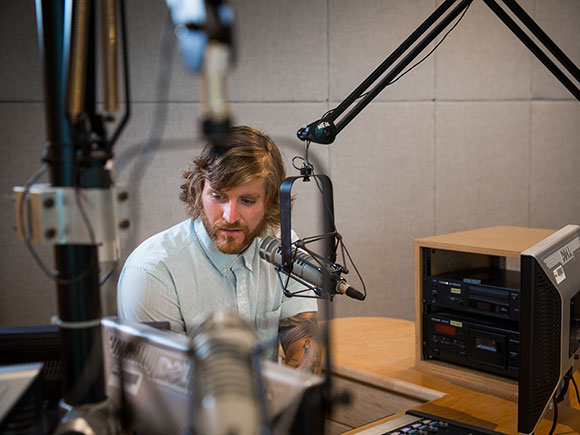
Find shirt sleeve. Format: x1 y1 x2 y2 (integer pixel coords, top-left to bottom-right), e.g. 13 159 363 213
279 291 318 319
117 264 186 334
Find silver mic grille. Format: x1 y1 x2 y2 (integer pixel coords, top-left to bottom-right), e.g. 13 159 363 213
259 235 324 287
192 311 262 435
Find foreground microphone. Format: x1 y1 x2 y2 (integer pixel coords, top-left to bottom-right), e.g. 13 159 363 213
201 37 232 147
259 235 365 301
166 0 234 147
192 311 263 435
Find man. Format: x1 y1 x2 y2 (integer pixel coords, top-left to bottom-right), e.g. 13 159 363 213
117 126 321 373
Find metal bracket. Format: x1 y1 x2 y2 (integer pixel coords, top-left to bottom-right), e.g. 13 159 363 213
13 185 130 262
280 175 336 273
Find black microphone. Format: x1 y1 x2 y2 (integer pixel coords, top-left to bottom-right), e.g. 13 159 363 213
259 235 365 301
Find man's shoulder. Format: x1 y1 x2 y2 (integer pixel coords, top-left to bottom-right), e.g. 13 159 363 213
124 219 198 270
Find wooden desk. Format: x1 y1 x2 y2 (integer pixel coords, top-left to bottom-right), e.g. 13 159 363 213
326 317 580 435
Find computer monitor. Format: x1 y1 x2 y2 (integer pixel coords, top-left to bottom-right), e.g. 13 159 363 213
0 363 45 434
518 224 580 434
0 325 62 409
102 315 324 435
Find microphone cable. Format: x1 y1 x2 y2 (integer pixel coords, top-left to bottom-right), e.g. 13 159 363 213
289 156 367 301
318 1 472 122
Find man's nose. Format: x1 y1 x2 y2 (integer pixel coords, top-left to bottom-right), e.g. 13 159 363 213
223 201 239 223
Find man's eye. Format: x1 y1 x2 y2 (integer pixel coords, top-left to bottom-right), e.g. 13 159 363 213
240 198 256 205
211 193 226 201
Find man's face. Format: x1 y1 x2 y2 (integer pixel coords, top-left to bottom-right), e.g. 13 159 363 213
201 177 268 254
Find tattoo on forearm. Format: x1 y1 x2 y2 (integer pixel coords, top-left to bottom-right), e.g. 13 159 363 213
279 312 317 348
303 339 311 355
279 312 322 374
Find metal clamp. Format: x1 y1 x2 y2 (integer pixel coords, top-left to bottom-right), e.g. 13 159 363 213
13 184 130 262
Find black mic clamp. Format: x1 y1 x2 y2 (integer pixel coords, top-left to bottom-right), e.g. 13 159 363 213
297 119 337 145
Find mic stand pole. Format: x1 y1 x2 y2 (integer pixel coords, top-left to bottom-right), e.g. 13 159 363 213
34 1 131 432
290 0 579 427
280 166 338 430
297 0 580 145
37 0 107 413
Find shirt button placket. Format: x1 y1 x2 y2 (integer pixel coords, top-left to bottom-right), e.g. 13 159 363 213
233 265 250 320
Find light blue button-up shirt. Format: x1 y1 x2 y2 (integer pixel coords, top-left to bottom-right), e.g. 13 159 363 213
117 218 318 360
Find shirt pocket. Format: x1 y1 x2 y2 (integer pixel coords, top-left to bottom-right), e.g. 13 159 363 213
255 306 281 360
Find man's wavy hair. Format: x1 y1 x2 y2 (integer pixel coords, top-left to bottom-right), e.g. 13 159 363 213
180 126 286 231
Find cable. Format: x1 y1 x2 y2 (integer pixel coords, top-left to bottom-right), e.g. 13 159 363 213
388 1 471 87
572 374 580 404
19 164 117 287
310 166 367 299
283 158 368 301
20 166 90 286
549 395 557 435
19 9 174 290
120 10 175 255
322 1 472 120
74 186 97 244
19 165 48 237
550 370 575 435
99 261 118 286
286 2 475 299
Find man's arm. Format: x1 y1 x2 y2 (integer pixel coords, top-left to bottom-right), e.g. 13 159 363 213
278 311 322 374
118 266 186 334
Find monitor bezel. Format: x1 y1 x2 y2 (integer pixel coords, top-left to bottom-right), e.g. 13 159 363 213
518 224 580 434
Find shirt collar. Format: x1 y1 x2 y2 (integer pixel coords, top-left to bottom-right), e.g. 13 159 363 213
194 218 256 275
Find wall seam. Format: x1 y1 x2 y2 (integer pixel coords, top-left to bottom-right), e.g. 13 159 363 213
528 0 537 227
433 0 438 235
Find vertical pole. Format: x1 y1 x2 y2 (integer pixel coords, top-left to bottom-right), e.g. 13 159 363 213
36 0 106 406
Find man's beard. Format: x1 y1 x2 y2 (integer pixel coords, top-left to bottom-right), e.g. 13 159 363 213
201 211 268 255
